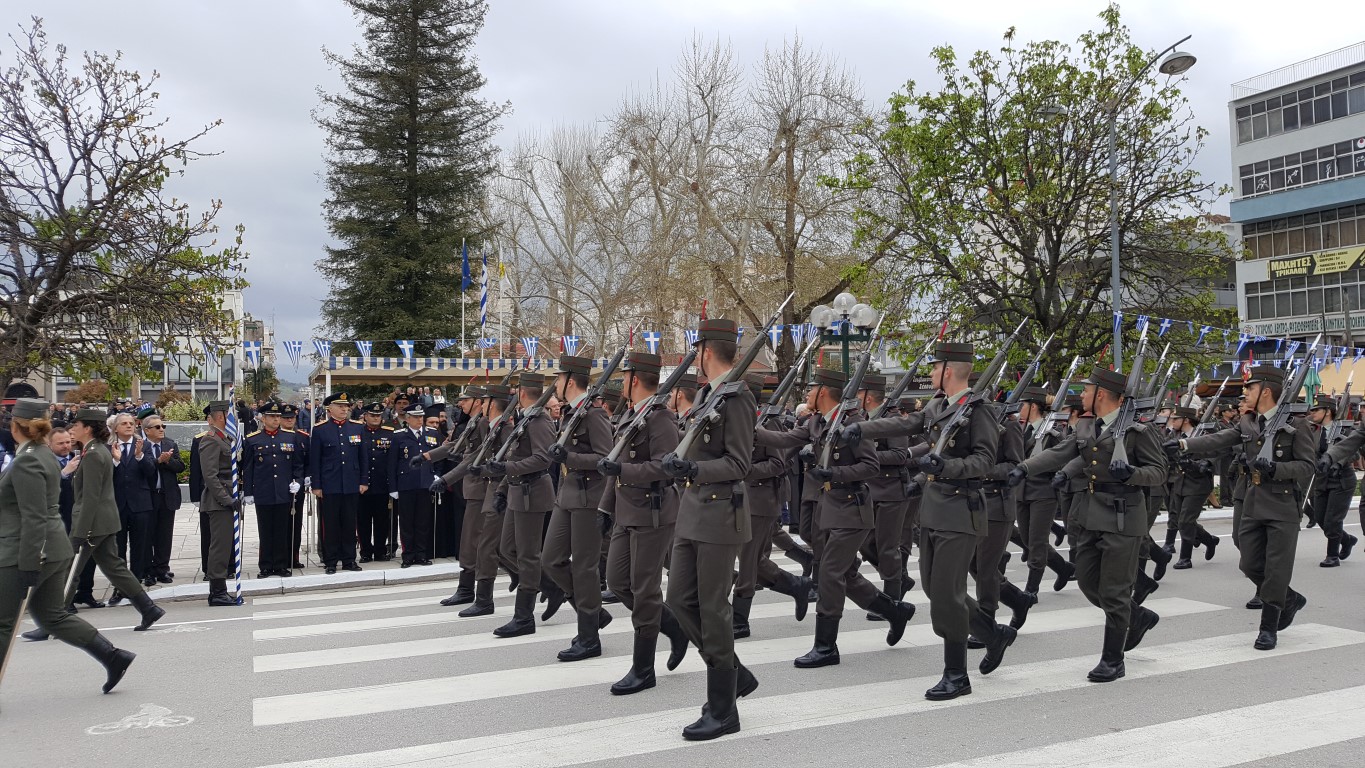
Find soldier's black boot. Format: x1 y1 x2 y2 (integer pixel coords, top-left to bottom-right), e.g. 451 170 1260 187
1051 521 1067 546
1024 566 1044 598
458 578 495 617
794 616 841 668
1087 625 1126 682
558 607 603 661
1321 538 1342 568
768 571 811 621
1340 533 1358 560
506 567 519 592
1173 540 1195 570
1148 539 1172 581
207 579 237 607
866 578 901 621
1132 570 1159 606
1278 589 1307 630
1000 580 1037 630
129 591 165 632
659 606 690 671
731 595 753 639
441 569 477 605
976 610 1016 675
1162 528 1177 554
784 545 815 579
925 642 972 701
1246 593 1263 609
682 665 740 741
900 552 916 592
1048 550 1075 591
1254 604 1281 650
85 633 135 694
1124 605 1160 651
72 592 106 609
493 590 537 638
871 593 914 645
20 628 50 641
539 574 567 622
737 657 759 698
1199 528 1220 561
610 630 657 695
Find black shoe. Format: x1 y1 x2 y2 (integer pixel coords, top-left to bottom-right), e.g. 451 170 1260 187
459 579 496 617
1173 558 1193 570
292 561 306 569
1161 543 1175 554
1277 590 1307 631
540 579 567 622
1246 594 1263 609
256 571 271 579
966 635 985 649
73 595 106 609
207 590 239 607
1321 556 1341 567
979 625 1016 675
400 561 412 569
373 555 391 562
85 634 135 694
601 589 621 604
732 595 753 640
279 569 293 577
660 606 689 671
1341 534 1359 561
325 566 337 575
343 562 363 572
558 610 604 662
1124 607 1159 652
1054 562 1075 592
141 575 157 587
610 631 657 695
507 571 520 592
1001 581 1037 630
869 594 914 646
1088 625 1127 683
359 555 373 563
737 661 759 698
682 666 740 741
156 574 173 584
493 590 537 638
1255 604 1281 650
794 616 841 668
442 570 477 606
108 590 125 607
1203 534 1219 561
1133 571 1159 606
20 628 50 641
130 592 165 632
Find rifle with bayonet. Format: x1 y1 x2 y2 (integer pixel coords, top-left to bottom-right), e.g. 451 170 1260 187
1326 372 1354 444
445 371 517 457
600 347 699 468
868 334 937 422
1144 342 1172 397
547 344 628 462
1103 324 1153 531
1251 333 1323 482
1041 355 1084 443
758 332 824 428
464 376 520 468
929 319 1028 457
816 313 887 480
1189 377 1229 438
998 333 1054 422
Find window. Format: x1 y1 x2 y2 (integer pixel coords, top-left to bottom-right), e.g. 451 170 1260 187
1292 292 1308 316
1239 139 1365 201
1236 67 1365 144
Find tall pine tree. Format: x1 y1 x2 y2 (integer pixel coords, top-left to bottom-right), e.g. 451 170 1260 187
316 0 507 355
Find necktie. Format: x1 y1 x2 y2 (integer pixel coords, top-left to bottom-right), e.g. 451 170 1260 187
152 443 162 489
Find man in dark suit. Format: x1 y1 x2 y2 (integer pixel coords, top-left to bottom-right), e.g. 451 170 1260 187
110 411 157 590
141 413 184 585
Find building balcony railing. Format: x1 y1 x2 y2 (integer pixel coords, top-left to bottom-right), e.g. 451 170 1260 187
1232 41 1365 99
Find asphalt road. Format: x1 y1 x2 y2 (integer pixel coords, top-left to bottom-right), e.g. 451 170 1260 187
3 514 1364 768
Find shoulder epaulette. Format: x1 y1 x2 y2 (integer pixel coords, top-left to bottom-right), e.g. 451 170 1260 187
350 419 363 424
194 430 209 438
281 427 295 433
381 425 395 431
246 429 262 438
313 418 326 427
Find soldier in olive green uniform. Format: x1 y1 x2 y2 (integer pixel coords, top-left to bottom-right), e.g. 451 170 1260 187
1307 395 1359 567
428 386 487 606
197 401 241 606
1009 367 1166 683
660 318 758 741
1166 406 1221 570
973 399 1036 637
1176 366 1315 650
1014 386 1076 604
838 342 1014 701
1 400 136 696
856 374 914 610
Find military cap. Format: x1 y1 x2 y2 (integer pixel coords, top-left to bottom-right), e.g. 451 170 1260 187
558 355 592 376
676 370 699 391
322 392 350 406
743 373 767 397
600 379 624 405
75 407 108 422
1019 385 1052 407
931 341 974 363
281 404 299 418
1244 366 1285 387
1218 400 1238 412
1311 394 1336 413
861 373 887 393
1172 405 1199 420
519 372 546 387
457 386 483 400
813 367 848 389
1063 392 1083 409
486 383 513 398
623 351 662 374
403 403 426 418
205 400 231 414
362 402 384 415
695 318 738 344
1082 366 1126 395
134 404 157 420
259 401 285 416
393 392 411 403
11 398 49 420
424 404 446 419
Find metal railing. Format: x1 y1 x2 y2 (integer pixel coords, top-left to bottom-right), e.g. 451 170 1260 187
1231 42 1365 99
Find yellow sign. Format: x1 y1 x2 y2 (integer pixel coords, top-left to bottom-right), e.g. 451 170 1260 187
1267 246 1365 279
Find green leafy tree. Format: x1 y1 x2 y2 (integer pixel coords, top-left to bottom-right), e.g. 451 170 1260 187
0 18 247 389
842 5 1233 379
241 363 281 403
316 0 508 355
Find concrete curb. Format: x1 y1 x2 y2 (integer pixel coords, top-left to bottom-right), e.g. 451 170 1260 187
148 560 463 603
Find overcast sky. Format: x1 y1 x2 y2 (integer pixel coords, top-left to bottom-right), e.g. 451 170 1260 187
19 0 1363 377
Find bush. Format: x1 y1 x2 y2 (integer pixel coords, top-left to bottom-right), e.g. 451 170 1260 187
156 387 191 408
163 399 211 422
177 449 192 484
66 379 109 404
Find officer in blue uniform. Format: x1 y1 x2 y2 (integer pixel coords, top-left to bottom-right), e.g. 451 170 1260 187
309 392 370 574
281 404 310 569
358 402 395 562
390 403 440 566
243 402 306 577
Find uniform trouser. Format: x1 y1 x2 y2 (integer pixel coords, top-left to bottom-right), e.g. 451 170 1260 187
1231 497 1245 549
501 508 546 594
863 499 907 580
1016 497 1058 571
291 490 306 564
397 490 434 562
255 503 293 573
356 492 390 559
1238 516 1299 610
817 527 881 620
1074 527 1141 634
149 495 176 577
475 504 508 580
204 508 236 581
1174 491 1211 544
666 537 740 669
606 522 674 634
1 559 98 672
117 506 153 580
797 499 817 552
542 505 601 612
902 494 922 553
735 514 777 599
969 516 1012 614
771 523 800 555
318 493 359 567
1311 481 1353 542
459 496 485 569
920 526 982 644
74 557 96 598
68 533 148 601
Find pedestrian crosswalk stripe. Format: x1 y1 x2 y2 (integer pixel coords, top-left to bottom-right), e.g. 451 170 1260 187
251 597 1224 725
253 624 1365 767
921 683 1365 768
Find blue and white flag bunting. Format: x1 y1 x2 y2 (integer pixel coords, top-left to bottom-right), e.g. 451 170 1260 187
1158 317 1172 336
561 335 582 356
684 329 700 346
396 340 414 360
434 338 457 352
313 340 332 359
789 324 804 347
1286 340 1301 359
642 331 661 354
1196 325 1211 347
477 337 497 349
140 339 155 357
282 340 303 368
355 340 373 358
242 340 262 368
202 339 217 359
1112 311 1122 336
521 336 539 358
767 324 783 347
1135 315 1149 333
737 326 745 343
1236 332 1250 356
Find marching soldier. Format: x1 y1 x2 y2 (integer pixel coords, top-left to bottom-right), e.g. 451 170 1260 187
430 386 487 605
975 396 1037 635
195 401 241 606
1009 366 1165 682
597 351 690 694
661 318 758 741
1176 366 1314 650
668 370 698 425
242 402 305 577
309 393 370 575
839 341 1014 700
1307 395 1359 567
543 355 615 661
281 404 311 570
1014 386 1076 605
856 374 913 614
357 402 394 563
1166 405 1221 570
390 402 439 567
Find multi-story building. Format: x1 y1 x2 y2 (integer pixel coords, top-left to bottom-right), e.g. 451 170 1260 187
1231 42 1365 358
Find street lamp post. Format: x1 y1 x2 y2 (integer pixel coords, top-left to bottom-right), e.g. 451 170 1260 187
1107 36 1196 371
807 292 881 377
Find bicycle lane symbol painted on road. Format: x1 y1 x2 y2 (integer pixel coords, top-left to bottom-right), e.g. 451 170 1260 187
86 704 194 735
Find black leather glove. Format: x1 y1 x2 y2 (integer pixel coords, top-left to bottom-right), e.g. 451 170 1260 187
1005 466 1028 488
469 464 484 478
810 467 835 483
662 453 698 480
917 453 946 475
483 461 507 478
428 477 447 494
834 423 862 446
409 455 425 468
1109 460 1134 483
1161 438 1183 459
547 443 568 463
17 569 40 591
1252 456 1276 478
905 479 922 496
493 492 508 513
597 510 613 536
1195 459 1213 477
797 445 816 464
1050 471 1068 490
1317 454 1336 474
597 458 622 476
449 453 463 465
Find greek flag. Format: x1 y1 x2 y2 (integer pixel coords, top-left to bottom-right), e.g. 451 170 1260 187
642 331 661 354
562 335 582 356
140 339 155 357
1196 325 1211 347
684 329 700 346
1112 311 1122 335
521 336 539 358
355 340 373 358
434 338 457 352
737 326 745 343
242 340 262 367
1157 317 1173 336
1236 332 1250 356
1286 340 1301 359
789 324 804 346
313 339 332 359
396 339 415 359
1135 315 1149 333
479 251 489 332
201 339 217 359
478 337 497 349
282 340 303 368
767 325 784 347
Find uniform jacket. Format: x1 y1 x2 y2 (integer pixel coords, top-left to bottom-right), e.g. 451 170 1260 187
1189 411 1316 523
197 429 235 512
499 410 555 513
111 438 156 514
983 415 1024 523
360 424 395 495
309 418 370 495
745 433 788 520
1020 418 1064 502
434 417 490 500
608 404 681 528
71 441 122 539
242 428 305 505
389 426 440 492
866 423 911 504
1169 429 1215 499
0 441 72 570
675 382 756 545
556 399 612 510
147 437 185 509
1314 421 1357 492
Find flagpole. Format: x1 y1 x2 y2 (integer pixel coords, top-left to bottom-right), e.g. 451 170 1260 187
498 246 505 362
461 238 467 358
227 384 245 606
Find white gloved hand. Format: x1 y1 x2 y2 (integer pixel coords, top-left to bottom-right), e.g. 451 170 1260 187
304 477 312 490
389 491 399 500
244 496 255 506
289 481 301 494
